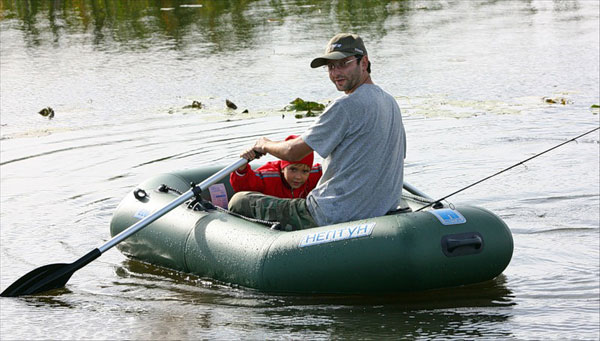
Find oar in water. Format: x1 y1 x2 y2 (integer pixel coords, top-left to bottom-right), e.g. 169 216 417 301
0 158 249 298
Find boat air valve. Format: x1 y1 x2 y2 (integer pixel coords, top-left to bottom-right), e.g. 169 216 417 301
133 188 149 202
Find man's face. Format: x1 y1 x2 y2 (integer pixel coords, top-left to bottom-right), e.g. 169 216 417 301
327 56 362 93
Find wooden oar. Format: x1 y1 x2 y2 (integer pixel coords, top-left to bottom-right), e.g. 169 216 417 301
0 158 248 297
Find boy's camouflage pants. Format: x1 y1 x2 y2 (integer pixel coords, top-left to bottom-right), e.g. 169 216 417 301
228 191 317 231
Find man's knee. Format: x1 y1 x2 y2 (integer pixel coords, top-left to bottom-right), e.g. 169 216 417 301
228 191 254 214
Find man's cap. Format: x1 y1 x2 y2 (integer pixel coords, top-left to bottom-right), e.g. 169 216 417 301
310 33 368 68
280 135 314 170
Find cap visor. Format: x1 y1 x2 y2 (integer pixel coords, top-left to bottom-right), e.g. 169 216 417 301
310 51 354 68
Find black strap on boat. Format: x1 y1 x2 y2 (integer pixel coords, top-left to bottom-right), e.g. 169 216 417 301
158 184 178 194
416 126 600 212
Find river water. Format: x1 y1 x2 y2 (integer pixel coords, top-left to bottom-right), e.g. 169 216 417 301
1 0 598 339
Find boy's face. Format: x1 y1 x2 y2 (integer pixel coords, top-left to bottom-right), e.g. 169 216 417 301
282 164 311 189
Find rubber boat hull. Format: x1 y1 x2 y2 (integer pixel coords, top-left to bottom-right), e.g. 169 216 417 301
110 166 513 294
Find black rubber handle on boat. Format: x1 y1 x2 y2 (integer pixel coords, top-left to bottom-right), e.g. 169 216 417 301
441 232 484 257
446 236 482 252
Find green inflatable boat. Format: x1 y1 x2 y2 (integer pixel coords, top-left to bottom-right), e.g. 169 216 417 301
110 161 513 294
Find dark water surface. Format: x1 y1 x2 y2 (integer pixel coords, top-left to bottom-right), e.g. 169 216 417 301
1 1 599 339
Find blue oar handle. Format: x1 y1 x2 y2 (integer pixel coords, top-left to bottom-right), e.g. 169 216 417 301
98 158 248 253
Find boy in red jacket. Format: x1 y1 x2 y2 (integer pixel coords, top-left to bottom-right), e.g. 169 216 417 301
230 135 322 199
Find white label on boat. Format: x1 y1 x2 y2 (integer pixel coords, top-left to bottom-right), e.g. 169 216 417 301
208 183 229 209
299 222 376 248
429 209 467 225
134 209 150 220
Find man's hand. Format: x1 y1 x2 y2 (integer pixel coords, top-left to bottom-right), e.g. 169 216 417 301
244 136 313 163
238 141 268 171
253 137 272 155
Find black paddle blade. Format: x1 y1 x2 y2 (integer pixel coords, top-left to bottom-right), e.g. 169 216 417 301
0 263 75 297
1 248 101 297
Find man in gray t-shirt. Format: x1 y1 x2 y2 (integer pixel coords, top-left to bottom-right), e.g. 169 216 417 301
228 33 406 229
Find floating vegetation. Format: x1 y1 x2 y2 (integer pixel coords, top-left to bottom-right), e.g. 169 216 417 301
591 104 599 109
285 98 325 112
543 97 571 105
182 100 203 109
226 99 238 109
294 110 318 119
38 107 54 119
402 94 523 118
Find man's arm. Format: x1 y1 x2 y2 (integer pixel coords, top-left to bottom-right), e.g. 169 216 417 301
253 136 313 161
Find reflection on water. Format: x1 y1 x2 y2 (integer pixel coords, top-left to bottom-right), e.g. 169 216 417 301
113 258 515 339
9 0 587 54
119 258 514 307
1 0 414 51
22 288 75 308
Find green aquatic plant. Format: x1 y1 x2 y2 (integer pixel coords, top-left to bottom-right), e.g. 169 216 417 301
295 110 318 119
591 104 599 108
285 98 325 112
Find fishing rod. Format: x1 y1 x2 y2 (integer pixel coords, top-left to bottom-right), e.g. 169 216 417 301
415 126 600 212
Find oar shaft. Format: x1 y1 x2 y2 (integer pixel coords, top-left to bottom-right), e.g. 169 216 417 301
198 158 248 192
403 182 433 200
98 158 248 253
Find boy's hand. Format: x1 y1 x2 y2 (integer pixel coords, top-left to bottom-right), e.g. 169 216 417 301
237 163 248 172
